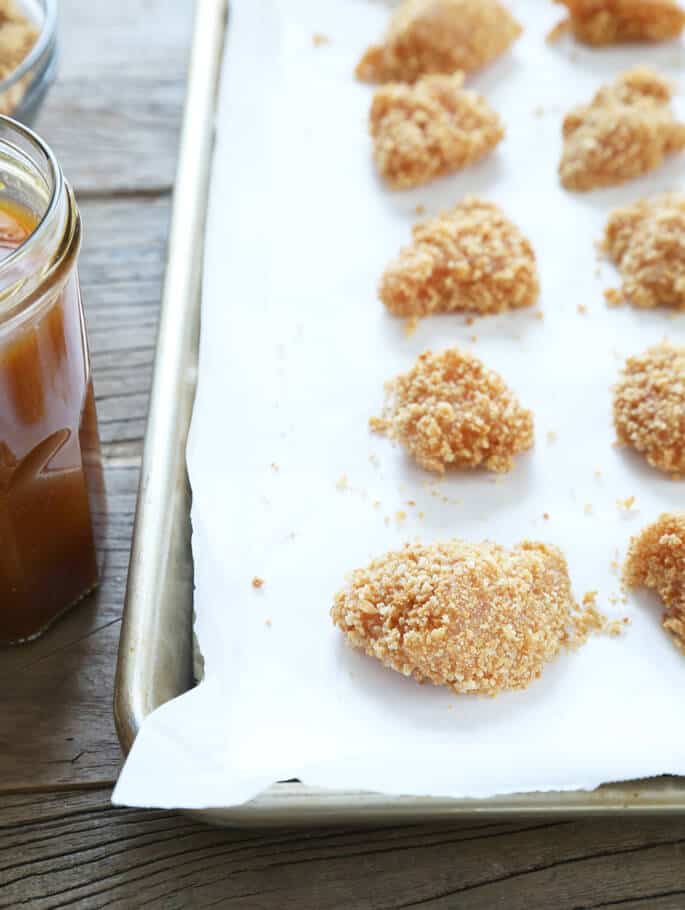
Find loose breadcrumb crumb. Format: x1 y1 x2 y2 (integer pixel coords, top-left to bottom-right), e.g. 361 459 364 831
623 512 685 654
584 503 594 515
371 348 534 474
577 303 588 314
543 512 550 520
553 0 685 46
547 431 557 444
379 198 538 318
603 194 685 309
572 603 610 644
312 32 330 46
617 495 636 510
252 577 265 589
559 67 685 191
604 288 623 306
265 618 272 627
403 315 419 337
370 73 504 190
356 0 521 83
607 617 631 636
336 473 349 490
613 343 685 474
415 204 426 215
576 591 629 640
332 539 604 695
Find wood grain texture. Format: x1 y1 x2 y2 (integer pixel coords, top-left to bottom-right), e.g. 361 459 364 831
35 0 192 195
1 2 685 908
0 791 684 910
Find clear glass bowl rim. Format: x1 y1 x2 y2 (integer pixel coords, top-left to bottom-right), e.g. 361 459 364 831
0 0 58 92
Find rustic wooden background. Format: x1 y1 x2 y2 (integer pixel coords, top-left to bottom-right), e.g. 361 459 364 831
1 2 684 907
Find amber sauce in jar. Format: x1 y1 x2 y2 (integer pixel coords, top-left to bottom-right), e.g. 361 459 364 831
0 198 104 643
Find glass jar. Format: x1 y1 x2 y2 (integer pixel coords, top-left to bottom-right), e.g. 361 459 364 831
0 116 105 644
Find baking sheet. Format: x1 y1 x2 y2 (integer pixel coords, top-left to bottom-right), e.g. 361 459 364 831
114 0 685 810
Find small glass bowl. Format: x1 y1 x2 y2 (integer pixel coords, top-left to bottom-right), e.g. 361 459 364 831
0 0 58 125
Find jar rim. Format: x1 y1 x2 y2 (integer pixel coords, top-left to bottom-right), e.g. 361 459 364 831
0 112 62 263
0 114 80 332
0 0 58 92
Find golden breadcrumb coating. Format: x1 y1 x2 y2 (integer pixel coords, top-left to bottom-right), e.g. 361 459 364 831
554 0 685 45
332 539 602 695
370 73 504 190
559 67 685 191
613 343 685 474
603 194 685 309
356 0 521 84
623 512 685 654
370 348 533 474
379 198 539 317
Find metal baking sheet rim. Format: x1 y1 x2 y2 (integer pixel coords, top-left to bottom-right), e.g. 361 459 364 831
113 0 685 825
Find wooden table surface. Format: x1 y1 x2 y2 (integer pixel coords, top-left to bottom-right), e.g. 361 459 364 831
1 2 684 907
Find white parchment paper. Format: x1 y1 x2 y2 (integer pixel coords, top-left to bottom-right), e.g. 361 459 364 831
114 0 685 809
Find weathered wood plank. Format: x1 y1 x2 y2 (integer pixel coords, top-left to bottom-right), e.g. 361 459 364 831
36 82 186 196
57 0 191 76
79 196 169 459
34 0 192 195
0 790 684 910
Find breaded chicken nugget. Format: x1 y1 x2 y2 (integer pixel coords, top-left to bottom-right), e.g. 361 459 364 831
603 193 685 309
559 67 685 191
380 198 539 317
332 539 597 695
613 343 685 475
370 73 504 189
623 512 685 654
370 348 534 474
553 0 685 46
357 0 521 83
